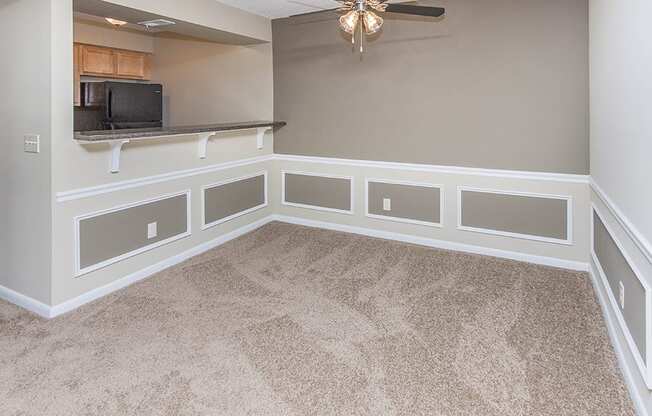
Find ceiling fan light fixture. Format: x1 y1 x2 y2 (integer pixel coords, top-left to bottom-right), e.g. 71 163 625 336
105 17 128 27
339 10 359 34
362 10 383 34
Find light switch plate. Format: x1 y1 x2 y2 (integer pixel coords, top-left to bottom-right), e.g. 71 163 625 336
24 135 40 154
147 222 158 239
383 198 392 211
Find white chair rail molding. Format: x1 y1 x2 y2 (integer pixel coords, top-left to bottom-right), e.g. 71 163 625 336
2 0 650 414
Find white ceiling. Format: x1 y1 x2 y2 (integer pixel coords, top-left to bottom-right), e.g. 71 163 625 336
216 0 340 19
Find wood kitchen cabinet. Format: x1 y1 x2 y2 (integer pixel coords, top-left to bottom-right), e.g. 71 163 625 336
114 49 151 80
75 43 152 81
80 45 116 77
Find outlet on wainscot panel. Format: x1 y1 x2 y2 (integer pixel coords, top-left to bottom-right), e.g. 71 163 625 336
383 198 392 211
147 222 158 240
24 135 40 154
619 281 625 309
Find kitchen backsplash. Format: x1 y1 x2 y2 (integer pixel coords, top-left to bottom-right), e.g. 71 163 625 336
74 107 104 132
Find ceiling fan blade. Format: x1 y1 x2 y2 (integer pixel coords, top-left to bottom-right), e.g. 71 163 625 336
383 4 445 17
289 8 338 18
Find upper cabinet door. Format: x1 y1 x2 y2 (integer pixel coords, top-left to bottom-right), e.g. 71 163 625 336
80 45 115 76
114 50 151 80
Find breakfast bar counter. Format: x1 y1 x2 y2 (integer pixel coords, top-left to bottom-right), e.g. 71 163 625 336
74 121 286 142
74 121 286 173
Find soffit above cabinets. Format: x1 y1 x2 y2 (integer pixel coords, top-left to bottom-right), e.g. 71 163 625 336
73 0 270 45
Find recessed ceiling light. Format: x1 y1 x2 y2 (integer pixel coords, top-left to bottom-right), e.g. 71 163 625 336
105 17 128 27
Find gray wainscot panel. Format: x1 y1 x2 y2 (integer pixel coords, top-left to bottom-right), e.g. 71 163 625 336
79 193 189 271
593 210 647 362
367 181 441 225
284 173 352 212
460 190 569 242
204 174 266 227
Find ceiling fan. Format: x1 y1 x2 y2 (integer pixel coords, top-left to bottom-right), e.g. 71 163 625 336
335 1 445 53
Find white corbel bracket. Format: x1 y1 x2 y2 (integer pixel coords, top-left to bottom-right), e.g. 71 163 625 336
109 139 130 174
256 127 272 150
198 132 218 159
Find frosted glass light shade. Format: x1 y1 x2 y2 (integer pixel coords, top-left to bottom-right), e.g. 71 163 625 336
363 11 383 34
339 10 359 34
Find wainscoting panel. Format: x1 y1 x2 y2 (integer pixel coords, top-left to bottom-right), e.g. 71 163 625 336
75 191 191 276
276 156 590 268
282 171 354 214
202 172 267 230
366 179 442 227
592 204 651 388
458 187 572 244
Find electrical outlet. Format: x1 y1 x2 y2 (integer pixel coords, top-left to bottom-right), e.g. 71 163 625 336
383 198 391 211
619 281 625 309
147 222 158 239
24 135 40 154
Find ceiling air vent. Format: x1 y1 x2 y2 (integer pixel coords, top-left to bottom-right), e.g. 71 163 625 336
137 19 176 29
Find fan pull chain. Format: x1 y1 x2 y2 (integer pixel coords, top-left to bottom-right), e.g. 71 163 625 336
359 15 364 55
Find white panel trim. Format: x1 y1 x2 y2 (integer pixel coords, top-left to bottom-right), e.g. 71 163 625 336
6 213 589 319
364 178 444 228
56 153 588 203
591 204 652 390
201 171 269 230
56 154 274 202
51 216 274 318
0 284 52 319
591 178 652 264
276 154 590 184
272 214 589 272
281 170 355 215
589 264 650 416
457 186 574 246
74 190 192 278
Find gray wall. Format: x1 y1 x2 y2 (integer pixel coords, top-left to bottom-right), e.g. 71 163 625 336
589 1 652 409
460 190 568 241
284 174 352 212
368 182 441 224
273 0 589 174
79 194 188 269
0 0 53 304
593 211 646 361
204 175 266 226
590 0 652 246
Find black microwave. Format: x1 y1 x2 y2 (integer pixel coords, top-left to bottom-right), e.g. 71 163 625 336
80 81 163 130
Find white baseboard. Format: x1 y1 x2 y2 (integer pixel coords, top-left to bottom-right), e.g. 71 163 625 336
271 215 589 272
0 216 275 319
49 215 275 318
589 262 649 416
4 213 587 320
0 284 51 319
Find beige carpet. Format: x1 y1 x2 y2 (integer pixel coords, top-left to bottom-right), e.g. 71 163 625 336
1 222 635 415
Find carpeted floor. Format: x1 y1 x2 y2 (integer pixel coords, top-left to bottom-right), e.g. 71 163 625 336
1 222 635 415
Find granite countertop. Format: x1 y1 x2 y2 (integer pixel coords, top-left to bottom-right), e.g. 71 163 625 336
74 121 286 142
